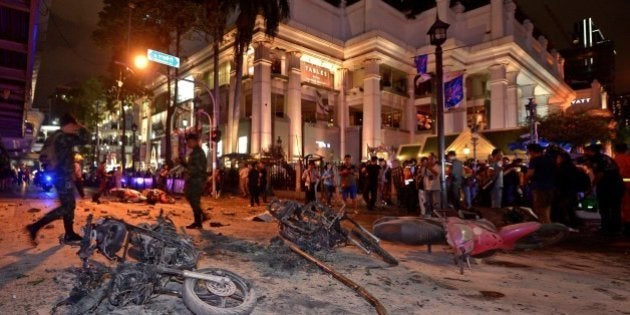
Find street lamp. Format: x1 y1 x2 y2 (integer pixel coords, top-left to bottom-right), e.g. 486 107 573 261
525 98 538 144
114 75 128 173
463 145 470 159
428 14 450 209
471 133 479 162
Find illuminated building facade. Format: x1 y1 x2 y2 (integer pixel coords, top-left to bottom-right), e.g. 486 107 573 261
143 0 575 165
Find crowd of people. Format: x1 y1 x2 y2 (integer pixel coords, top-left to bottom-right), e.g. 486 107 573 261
395 143 627 235
273 143 628 237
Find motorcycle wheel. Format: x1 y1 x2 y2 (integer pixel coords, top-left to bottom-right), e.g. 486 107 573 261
182 268 257 315
513 223 570 250
350 229 399 266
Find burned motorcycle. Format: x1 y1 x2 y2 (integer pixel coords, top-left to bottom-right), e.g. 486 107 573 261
53 212 256 315
268 199 398 265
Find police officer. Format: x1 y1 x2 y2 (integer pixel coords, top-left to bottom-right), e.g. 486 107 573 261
183 133 208 229
26 114 90 244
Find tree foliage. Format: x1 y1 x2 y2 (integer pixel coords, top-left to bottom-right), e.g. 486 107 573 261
538 110 615 146
95 0 204 163
59 78 108 131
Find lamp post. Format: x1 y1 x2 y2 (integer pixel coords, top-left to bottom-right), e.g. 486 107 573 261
428 14 450 209
114 60 138 173
131 123 138 172
471 134 479 161
525 98 538 144
115 77 128 174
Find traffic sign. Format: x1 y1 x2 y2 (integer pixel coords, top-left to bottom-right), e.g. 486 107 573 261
147 49 180 68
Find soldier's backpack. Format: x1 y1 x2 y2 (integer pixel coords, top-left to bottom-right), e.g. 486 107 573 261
39 130 62 170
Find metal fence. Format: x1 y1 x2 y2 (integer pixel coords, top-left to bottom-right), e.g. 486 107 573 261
268 161 296 190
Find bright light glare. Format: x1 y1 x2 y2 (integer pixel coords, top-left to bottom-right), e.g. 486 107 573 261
134 55 149 69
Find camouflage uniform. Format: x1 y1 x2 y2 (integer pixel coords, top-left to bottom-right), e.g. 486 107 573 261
184 145 207 226
28 127 90 239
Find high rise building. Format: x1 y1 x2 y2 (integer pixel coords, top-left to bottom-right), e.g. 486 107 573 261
0 0 47 158
561 18 616 93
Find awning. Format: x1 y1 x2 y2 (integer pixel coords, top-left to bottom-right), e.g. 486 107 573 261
397 144 422 161
480 128 527 153
421 135 458 156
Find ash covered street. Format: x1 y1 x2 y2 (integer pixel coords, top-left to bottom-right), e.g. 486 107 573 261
0 188 628 315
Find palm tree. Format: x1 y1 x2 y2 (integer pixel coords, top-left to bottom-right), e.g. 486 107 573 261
226 0 290 153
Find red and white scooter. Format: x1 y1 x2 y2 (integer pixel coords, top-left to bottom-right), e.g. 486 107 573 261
437 210 570 274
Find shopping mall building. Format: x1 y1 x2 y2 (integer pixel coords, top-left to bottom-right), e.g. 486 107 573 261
134 0 589 168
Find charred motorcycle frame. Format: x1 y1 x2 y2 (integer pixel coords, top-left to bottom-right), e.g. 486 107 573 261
53 212 256 315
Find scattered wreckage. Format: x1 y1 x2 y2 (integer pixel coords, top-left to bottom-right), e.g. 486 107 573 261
53 211 256 315
268 199 398 265
268 199 397 315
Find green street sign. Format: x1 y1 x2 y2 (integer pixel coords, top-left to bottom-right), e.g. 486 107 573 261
147 49 180 68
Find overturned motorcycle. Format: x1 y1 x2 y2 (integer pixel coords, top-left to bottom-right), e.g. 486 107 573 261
53 212 256 315
268 199 395 315
268 199 398 265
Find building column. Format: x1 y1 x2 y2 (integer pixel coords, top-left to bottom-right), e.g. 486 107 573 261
519 84 536 125
490 0 504 39
436 0 450 23
252 42 272 154
227 66 237 154
337 68 349 160
504 0 516 36
287 51 302 161
406 73 416 142
506 70 519 128
488 64 507 129
362 58 381 160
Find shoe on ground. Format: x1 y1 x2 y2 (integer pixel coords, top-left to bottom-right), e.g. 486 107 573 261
63 232 83 243
186 223 202 229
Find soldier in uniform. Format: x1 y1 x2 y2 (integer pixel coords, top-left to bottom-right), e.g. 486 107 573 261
26 114 90 244
183 133 208 229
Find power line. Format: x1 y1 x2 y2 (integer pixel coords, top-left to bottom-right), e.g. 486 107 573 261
40 0 108 67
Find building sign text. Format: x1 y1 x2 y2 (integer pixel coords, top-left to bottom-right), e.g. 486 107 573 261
301 62 333 88
571 97 591 105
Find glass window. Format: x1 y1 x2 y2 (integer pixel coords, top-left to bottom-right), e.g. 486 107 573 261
415 78 433 97
177 75 194 103
417 105 433 131
379 64 407 94
467 105 488 131
382 108 401 128
237 136 248 154
272 93 285 118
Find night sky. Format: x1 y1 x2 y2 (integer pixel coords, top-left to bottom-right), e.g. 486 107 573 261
32 0 630 109
515 0 630 94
